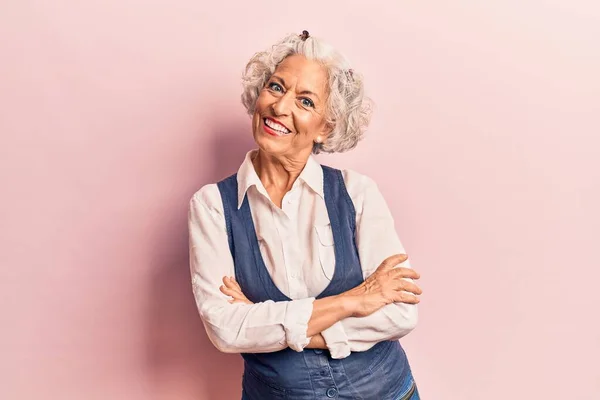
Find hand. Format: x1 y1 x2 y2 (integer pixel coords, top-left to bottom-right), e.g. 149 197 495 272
220 276 253 305
343 254 422 318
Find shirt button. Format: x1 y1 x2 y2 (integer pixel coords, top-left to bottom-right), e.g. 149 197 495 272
326 387 338 398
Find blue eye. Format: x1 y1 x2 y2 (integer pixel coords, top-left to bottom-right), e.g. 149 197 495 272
268 82 283 92
301 98 314 108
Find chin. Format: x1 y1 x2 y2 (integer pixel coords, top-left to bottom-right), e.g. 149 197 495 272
255 138 287 157
252 125 288 155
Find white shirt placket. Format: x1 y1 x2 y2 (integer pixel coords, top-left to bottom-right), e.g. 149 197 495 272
279 188 306 300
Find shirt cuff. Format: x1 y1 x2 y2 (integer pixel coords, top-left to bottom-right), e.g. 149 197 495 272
320 321 351 359
284 297 315 352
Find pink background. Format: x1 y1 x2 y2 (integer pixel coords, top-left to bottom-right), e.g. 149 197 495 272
1 1 599 399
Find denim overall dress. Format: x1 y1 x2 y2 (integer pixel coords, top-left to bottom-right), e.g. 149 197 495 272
217 165 420 400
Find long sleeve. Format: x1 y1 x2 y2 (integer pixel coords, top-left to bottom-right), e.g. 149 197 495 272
320 172 418 358
188 184 315 353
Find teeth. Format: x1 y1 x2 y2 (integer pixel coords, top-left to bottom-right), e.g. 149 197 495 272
264 118 290 134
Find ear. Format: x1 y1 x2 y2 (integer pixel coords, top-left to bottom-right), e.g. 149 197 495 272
318 121 334 141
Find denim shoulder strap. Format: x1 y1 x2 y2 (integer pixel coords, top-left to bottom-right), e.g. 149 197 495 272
216 173 237 255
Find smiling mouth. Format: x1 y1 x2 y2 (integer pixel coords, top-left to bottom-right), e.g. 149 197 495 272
263 118 292 136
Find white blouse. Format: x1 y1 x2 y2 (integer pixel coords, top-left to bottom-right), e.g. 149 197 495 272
188 150 418 359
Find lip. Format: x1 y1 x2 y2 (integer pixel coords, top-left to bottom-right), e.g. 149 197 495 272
264 117 291 133
262 121 281 137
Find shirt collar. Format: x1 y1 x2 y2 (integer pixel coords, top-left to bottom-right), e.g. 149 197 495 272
236 149 324 209
299 152 325 199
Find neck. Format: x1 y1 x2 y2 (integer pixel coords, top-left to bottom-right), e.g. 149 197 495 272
252 148 311 193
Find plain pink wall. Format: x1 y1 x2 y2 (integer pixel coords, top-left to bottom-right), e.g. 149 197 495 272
1 1 599 399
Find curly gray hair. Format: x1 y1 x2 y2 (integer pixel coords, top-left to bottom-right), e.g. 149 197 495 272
241 32 373 154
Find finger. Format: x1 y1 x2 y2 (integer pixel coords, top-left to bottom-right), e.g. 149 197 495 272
220 285 244 299
378 254 408 270
392 291 420 304
221 282 252 304
223 277 245 294
230 276 243 291
223 276 237 289
224 278 247 299
390 267 420 279
393 280 423 295
219 284 233 295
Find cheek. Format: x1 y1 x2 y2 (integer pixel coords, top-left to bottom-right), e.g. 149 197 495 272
296 114 323 135
254 90 272 112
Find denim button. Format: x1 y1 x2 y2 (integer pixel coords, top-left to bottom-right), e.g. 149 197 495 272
314 349 323 354
326 387 337 397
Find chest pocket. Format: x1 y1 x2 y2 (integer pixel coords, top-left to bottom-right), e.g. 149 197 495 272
314 223 335 280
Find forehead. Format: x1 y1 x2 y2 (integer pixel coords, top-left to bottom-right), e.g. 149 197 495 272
273 54 329 95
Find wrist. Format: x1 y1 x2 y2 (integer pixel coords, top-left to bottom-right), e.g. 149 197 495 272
306 333 327 349
336 293 360 318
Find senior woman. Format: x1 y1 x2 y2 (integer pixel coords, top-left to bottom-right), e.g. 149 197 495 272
188 31 423 400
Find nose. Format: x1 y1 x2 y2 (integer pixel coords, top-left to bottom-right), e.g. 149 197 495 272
271 92 293 116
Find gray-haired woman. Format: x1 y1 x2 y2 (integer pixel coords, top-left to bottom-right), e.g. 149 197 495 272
188 31 423 400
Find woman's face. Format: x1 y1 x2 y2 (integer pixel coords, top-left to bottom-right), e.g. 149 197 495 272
252 54 331 158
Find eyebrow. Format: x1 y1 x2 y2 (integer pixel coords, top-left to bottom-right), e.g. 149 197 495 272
271 75 321 101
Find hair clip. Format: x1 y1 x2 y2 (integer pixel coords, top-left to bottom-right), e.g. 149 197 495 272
346 69 355 81
299 30 310 41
